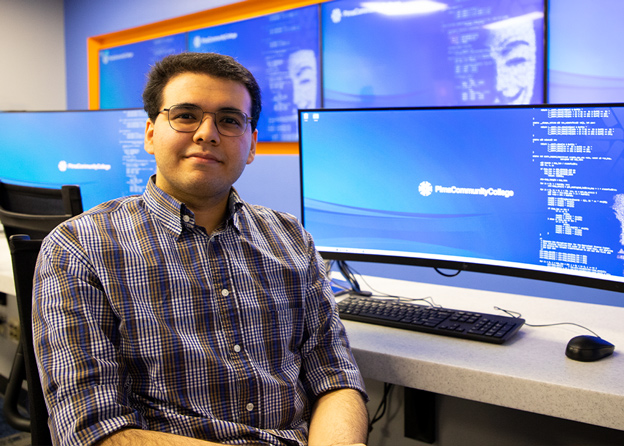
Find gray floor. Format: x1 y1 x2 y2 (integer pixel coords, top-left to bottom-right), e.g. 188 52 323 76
0 432 30 446
0 397 31 446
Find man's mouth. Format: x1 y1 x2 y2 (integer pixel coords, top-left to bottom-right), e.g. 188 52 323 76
187 152 220 163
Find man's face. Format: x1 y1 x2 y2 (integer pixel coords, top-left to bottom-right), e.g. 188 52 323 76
144 72 257 205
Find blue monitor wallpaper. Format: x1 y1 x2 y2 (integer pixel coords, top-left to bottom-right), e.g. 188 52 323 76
322 0 545 108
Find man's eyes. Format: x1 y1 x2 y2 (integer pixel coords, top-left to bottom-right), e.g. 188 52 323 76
220 115 243 126
172 111 200 121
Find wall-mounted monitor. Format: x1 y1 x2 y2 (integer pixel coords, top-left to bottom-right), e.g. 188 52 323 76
188 5 320 142
99 34 187 109
299 104 624 292
322 0 545 108
548 0 624 103
0 109 155 211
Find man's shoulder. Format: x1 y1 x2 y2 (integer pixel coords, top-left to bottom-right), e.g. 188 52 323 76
241 202 302 228
237 203 314 252
89 194 142 211
76 195 145 222
49 195 146 238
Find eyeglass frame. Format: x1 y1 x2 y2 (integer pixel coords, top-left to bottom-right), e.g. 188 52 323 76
158 104 253 137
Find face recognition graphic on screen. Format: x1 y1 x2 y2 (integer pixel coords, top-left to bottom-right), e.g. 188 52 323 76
100 34 187 109
188 5 320 142
299 105 624 289
322 0 544 107
0 110 155 211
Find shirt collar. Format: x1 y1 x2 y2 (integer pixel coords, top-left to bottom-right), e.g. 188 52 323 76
225 188 245 233
143 175 245 236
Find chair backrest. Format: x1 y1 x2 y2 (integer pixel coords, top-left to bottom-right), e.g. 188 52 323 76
7 236 51 445
0 182 82 444
0 180 83 241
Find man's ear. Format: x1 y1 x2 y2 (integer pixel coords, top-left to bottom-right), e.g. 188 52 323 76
145 119 155 155
246 128 258 165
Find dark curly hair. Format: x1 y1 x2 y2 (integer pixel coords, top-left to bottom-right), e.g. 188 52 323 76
142 52 262 131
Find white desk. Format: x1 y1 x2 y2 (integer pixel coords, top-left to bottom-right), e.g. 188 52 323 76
344 276 624 432
0 236 20 380
0 237 15 296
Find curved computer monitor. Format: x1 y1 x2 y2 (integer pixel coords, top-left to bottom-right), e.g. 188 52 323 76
298 104 624 292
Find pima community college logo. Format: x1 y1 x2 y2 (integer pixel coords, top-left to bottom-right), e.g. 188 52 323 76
331 8 342 23
100 50 133 65
419 181 433 197
58 160 112 172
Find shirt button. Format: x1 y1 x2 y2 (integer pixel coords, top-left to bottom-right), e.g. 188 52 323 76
221 289 229 297
182 215 190 223
246 403 254 412
233 344 241 353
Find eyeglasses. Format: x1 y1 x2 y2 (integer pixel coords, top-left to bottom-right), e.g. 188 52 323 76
159 104 252 137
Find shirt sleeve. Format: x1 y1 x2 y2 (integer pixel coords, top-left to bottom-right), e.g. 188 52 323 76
298 231 368 402
32 225 146 446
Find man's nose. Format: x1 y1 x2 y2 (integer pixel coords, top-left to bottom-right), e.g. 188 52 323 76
193 113 220 143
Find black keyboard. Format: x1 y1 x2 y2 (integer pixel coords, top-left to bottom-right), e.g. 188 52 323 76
337 295 524 344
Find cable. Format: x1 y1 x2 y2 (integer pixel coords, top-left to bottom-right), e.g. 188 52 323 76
336 260 372 296
368 383 394 433
494 306 602 338
336 261 604 339
337 262 441 307
336 260 360 292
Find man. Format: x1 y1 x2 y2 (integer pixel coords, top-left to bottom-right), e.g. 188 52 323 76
33 52 368 446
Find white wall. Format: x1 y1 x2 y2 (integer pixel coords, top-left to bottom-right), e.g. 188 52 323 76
0 0 66 111
0 0 66 381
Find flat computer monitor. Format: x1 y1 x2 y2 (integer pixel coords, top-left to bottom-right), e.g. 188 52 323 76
299 104 624 292
188 4 320 142
322 0 545 108
0 109 155 211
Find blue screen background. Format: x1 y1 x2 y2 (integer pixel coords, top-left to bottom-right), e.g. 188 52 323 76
549 0 624 103
100 34 187 109
322 0 545 107
0 110 155 211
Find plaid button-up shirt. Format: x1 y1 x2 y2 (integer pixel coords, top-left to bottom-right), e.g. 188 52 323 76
33 177 365 446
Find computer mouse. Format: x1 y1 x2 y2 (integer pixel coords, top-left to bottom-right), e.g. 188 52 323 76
565 335 615 362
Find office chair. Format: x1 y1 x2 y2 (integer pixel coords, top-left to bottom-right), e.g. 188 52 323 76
0 181 82 444
7 236 50 445
0 180 83 242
